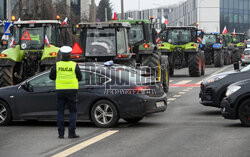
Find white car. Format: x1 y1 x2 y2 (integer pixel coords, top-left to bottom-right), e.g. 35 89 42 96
247 39 250 48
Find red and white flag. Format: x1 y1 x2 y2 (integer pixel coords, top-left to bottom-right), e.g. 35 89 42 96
9 37 15 47
45 35 50 47
156 37 161 44
112 12 117 20
232 28 236 37
62 17 68 26
197 37 202 43
162 16 168 25
222 26 228 34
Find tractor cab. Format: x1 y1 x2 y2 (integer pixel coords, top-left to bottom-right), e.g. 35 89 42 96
72 22 131 62
161 26 198 46
201 33 220 47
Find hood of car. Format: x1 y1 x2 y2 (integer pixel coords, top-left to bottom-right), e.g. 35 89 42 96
230 79 250 87
0 85 17 92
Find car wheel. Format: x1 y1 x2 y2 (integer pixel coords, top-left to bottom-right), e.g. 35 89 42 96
238 100 250 127
124 117 143 123
0 100 11 126
91 100 119 128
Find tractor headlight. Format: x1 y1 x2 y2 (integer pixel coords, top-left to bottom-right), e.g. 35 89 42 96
226 86 241 97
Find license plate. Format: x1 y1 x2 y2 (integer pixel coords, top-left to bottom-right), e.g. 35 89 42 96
156 101 165 108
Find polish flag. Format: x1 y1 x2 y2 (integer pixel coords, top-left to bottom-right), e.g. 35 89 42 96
45 35 50 47
222 26 228 34
156 37 161 44
162 16 168 25
232 28 236 37
197 37 202 43
112 12 117 20
9 37 15 47
62 17 68 26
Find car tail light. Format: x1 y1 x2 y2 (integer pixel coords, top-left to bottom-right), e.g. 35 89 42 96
242 54 245 59
143 43 150 49
50 52 57 57
0 53 7 58
134 86 151 93
71 43 83 54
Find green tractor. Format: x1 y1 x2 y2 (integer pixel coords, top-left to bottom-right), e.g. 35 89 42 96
232 33 247 54
71 22 132 63
158 26 205 77
221 33 234 65
0 20 63 87
116 20 170 92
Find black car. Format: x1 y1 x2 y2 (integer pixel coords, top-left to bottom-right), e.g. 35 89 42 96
199 65 250 108
221 79 250 126
0 62 167 127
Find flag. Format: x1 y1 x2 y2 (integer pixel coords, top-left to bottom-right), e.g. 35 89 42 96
62 17 68 26
162 16 168 25
45 35 50 47
9 37 15 47
112 12 117 20
222 26 228 34
232 28 236 37
197 37 202 43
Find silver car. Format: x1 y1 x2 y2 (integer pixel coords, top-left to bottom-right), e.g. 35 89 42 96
242 48 250 66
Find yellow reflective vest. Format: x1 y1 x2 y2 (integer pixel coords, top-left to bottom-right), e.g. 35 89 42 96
56 61 78 90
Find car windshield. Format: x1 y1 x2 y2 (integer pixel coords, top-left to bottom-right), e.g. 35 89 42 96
202 34 217 45
167 29 192 45
85 28 116 56
20 27 44 50
241 64 250 72
244 50 250 55
128 24 144 45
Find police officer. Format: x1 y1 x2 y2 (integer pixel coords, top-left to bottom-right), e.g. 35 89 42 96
49 46 82 139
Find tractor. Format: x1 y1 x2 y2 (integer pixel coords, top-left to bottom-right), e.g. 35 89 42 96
116 20 170 92
158 26 205 77
201 32 225 67
221 33 234 65
232 33 247 54
0 20 63 87
0 23 8 50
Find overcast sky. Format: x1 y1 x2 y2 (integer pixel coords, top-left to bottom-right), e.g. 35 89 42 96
95 0 185 13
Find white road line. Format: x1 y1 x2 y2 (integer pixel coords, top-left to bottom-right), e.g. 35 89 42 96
170 80 174 83
179 92 186 94
51 130 118 157
187 87 193 90
173 95 181 98
168 98 176 101
195 81 202 85
205 65 231 80
182 89 190 92
175 80 192 85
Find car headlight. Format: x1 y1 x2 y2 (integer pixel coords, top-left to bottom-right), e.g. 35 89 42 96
226 86 241 97
204 75 227 84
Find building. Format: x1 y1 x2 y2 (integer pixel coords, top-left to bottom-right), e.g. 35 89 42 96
168 0 250 36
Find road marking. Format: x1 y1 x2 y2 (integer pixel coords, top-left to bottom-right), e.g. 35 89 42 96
187 87 193 90
170 84 200 87
168 98 176 101
51 130 118 157
179 92 186 94
173 95 181 98
175 80 192 84
170 80 173 83
195 81 202 84
182 89 190 92
205 65 231 80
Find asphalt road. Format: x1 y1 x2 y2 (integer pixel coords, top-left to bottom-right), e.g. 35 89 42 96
1 65 249 157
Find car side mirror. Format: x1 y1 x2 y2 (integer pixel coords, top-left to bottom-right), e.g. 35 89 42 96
21 82 33 92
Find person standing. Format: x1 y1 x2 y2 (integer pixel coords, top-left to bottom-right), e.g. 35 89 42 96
49 46 82 139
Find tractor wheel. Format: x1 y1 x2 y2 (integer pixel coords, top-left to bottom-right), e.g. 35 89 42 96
224 50 230 65
0 66 14 87
160 55 170 93
214 50 224 67
142 53 160 81
201 51 206 76
168 54 174 76
188 52 201 77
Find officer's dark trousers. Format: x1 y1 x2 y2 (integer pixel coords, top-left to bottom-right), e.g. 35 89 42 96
56 90 78 136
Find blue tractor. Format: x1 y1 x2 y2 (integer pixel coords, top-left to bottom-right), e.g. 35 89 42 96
200 32 224 67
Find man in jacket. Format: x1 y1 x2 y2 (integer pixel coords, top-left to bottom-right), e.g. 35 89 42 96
49 46 82 139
